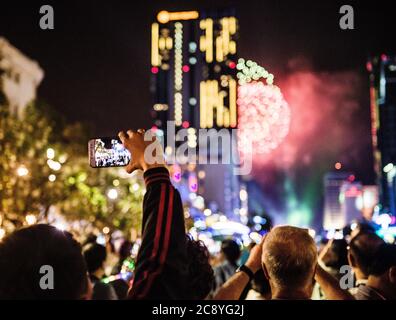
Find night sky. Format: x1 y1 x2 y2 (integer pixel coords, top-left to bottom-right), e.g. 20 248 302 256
1 0 394 226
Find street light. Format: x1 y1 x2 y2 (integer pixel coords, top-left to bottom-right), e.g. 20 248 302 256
16 165 29 177
25 214 37 225
46 148 55 159
47 159 61 171
107 188 118 200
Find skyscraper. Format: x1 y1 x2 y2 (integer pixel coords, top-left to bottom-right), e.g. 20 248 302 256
340 181 363 226
150 9 240 217
150 9 238 131
323 171 354 230
368 55 396 215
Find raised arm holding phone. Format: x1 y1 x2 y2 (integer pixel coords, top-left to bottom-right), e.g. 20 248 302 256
118 129 190 299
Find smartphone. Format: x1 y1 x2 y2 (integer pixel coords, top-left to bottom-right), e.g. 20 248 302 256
88 137 131 168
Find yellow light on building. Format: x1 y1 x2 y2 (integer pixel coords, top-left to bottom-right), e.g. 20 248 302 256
207 80 215 128
229 40 236 54
199 79 237 129
157 10 199 24
199 18 213 63
158 37 166 50
229 16 237 34
165 37 173 50
199 35 206 52
216 90 225 127
216 35 223 62
153 103 169 111
221 17 230 58
151 23 160 66
206 19 213 63
223 109 230 128
200 81 207 128
229 79 237 127
157 11 170 24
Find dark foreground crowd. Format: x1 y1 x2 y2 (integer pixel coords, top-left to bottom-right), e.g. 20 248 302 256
0 129 395 300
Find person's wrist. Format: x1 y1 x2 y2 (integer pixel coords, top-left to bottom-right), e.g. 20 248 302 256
236 264 255 281
141 154 166 172
142 162 166 172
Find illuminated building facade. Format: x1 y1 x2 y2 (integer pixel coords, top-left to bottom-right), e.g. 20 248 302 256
0 37 44 117
150 9 240 217
368 55 396 216
339 181 363 226
361 185 379 221
150 9 238 131
323 171 354 230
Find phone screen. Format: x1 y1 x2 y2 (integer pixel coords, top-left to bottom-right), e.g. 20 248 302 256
88 137 131 168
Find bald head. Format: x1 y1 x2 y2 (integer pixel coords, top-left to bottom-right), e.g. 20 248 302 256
262 226 318 291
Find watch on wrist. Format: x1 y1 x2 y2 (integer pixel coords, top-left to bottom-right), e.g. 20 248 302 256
236 264 255 281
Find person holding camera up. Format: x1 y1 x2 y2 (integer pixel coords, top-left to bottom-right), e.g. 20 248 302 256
118 129 191 299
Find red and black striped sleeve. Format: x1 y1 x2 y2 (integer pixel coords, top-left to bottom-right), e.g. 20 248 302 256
128 167 190 299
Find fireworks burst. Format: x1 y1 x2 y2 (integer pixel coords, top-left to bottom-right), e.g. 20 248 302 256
237 81 291 160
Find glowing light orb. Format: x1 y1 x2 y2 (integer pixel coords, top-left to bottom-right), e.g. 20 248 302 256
237 82 291 159
236 58 274 85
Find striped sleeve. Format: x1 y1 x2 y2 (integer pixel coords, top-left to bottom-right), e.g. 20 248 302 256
128 167 181 299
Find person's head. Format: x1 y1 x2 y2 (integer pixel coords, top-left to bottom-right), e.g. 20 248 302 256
367 243 396 299
348 232 385 280
322 238 348 272
0 224 89 299
83 242 107 275
262 226 318 299
186 235 214 299
118 240 133 261
220 239 241 265
83 233 98 246
350 221 376 239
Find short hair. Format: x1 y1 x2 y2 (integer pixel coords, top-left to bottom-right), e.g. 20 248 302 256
369 243 396 276
221 239 241 264
349 232 384 277
186 235 214 299
262 226 317 289
354 221 376 235
322 239 348 270
83 242 107 274
118 240 133 260
0 224 88 299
